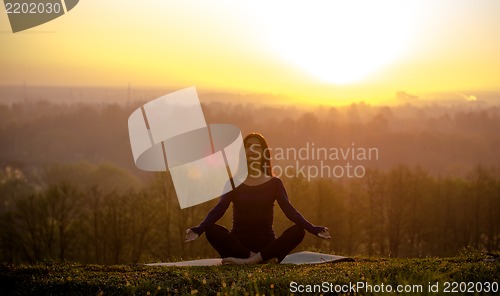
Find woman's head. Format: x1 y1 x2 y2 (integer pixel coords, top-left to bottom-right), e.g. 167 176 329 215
243 133 273 177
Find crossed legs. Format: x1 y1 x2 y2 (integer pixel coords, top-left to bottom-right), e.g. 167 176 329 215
205 224 306 264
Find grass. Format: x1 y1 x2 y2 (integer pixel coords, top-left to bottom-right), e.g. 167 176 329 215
1 251 498 295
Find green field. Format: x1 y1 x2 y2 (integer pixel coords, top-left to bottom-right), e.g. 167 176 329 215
1 251 498 295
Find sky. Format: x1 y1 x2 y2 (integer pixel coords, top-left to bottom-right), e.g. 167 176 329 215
1 0 499 105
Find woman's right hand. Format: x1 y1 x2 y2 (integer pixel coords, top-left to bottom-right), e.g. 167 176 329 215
184 229 199 242
317 227 331 239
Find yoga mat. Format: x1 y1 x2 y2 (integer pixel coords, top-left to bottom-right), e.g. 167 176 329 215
146 251 354 266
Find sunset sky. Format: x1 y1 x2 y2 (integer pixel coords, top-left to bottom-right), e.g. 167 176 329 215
1 0 499 104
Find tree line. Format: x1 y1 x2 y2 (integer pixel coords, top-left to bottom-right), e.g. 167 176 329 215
0 100 499 177
0 163 498 264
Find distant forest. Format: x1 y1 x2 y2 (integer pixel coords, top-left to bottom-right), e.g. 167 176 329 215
0 99 498 177
0 99 499 263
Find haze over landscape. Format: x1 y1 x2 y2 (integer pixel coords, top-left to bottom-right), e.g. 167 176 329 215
0 1 499 264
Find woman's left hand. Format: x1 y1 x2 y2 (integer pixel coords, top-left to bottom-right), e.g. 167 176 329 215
318 227 331 239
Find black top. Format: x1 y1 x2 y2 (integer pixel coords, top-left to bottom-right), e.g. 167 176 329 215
191 177 323 242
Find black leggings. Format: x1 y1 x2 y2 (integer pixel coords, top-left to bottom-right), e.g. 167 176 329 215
205 224 305 262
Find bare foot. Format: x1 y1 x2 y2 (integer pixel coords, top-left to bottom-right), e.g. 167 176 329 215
264 257 278 264
222 257 246 265
222 253 264 265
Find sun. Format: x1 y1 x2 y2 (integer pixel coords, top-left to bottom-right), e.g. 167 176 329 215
250 1 420 84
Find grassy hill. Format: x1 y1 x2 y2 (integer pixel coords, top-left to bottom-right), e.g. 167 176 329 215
1 250 498 295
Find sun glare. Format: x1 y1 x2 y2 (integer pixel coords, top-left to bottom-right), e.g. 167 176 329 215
248 1 421 84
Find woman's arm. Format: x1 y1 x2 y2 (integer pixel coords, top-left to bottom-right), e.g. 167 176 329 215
189 191 232 235
275 179 325 235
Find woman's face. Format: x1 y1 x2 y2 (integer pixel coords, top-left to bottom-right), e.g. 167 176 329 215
245 137 262 163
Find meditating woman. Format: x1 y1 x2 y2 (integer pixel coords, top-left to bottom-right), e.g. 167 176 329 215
185 133 330 264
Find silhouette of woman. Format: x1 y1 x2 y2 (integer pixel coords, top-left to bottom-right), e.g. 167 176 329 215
185 133 330 264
